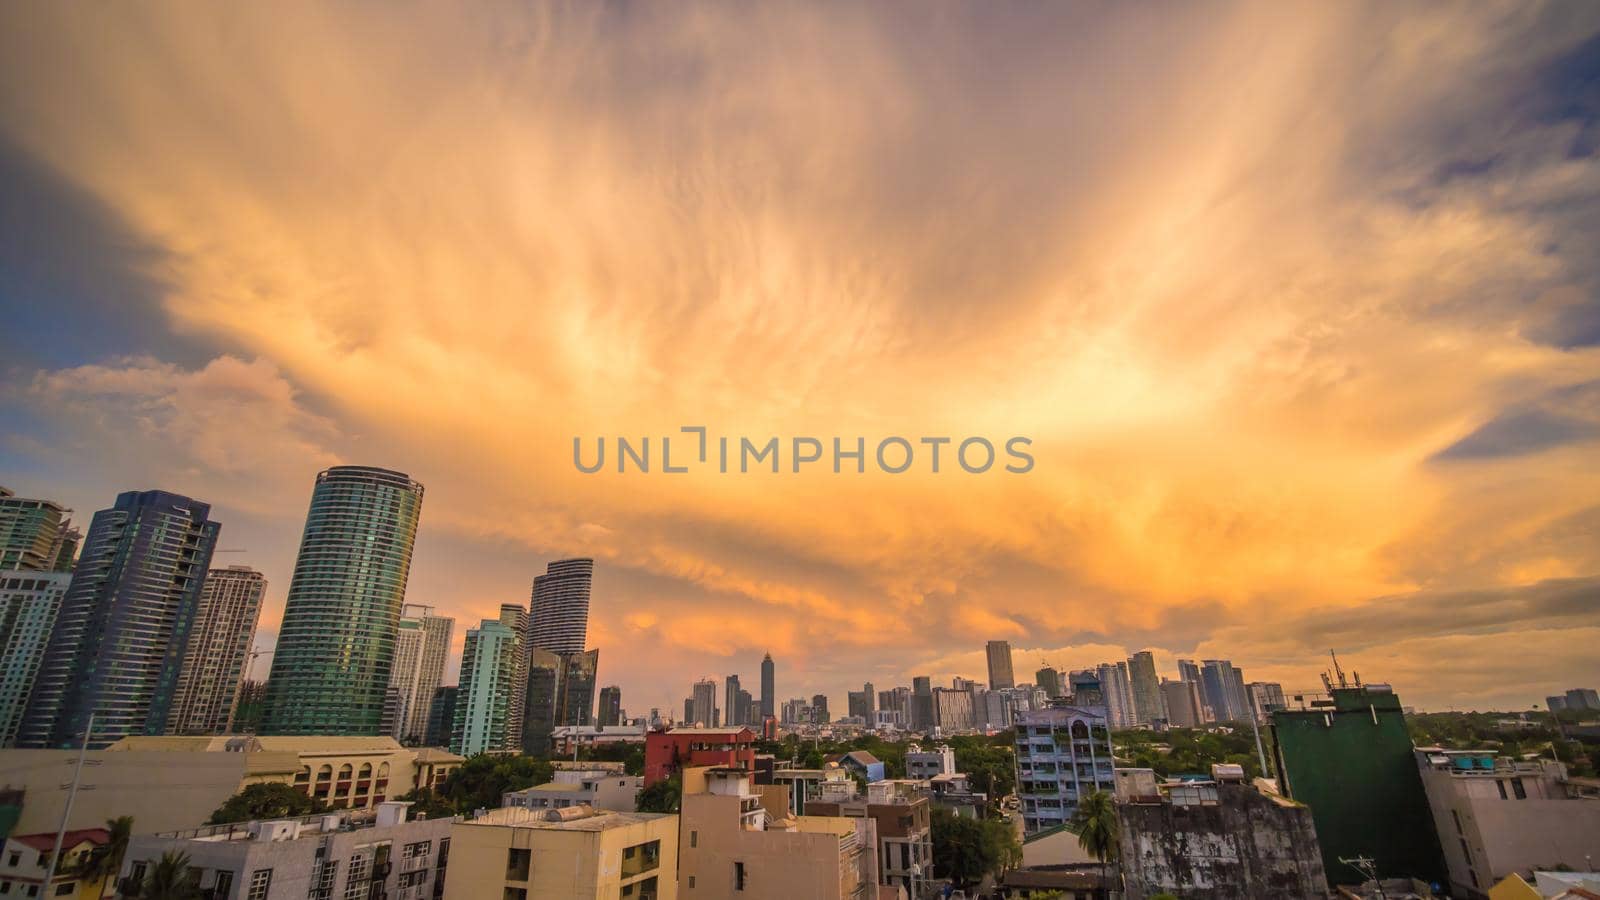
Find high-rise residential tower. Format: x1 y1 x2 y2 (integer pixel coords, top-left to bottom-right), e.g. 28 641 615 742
0 570 72 746
1200 660 1249 722
452 618 520 756
1036 666 1064 699
498 603 529 748
0 486 80 572
760 652 775 719
521 559 600 754
386 616 426 739
1096 661 1137 728
413 610 454 740
260 466 424 736
597 685 622 726
724 674 742 727
529 558 593 653
986 640 1016 690
1126 650 1165 727
19 490 221 749
166 565 266 735
690 678 717 727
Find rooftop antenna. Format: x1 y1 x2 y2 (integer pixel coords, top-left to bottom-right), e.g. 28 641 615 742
1320 671 1335 693
1330 650 1347 689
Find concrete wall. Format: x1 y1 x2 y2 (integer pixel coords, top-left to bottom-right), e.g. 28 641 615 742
679 792 863 900
1116 785 1329 900
0 749 265 834
444 811 677 900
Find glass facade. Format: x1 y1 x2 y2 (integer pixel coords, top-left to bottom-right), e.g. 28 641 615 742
260 466 424 735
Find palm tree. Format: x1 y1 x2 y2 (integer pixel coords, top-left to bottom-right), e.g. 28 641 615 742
1070 790 1119 877
141 851 200 900
81 816 134 895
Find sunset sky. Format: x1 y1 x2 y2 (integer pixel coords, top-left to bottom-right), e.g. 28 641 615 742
2 2 1598 716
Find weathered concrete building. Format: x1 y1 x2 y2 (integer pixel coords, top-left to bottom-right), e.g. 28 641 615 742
1115 766 1330 900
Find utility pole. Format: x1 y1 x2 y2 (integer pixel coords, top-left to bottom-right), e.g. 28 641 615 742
1248 702 1270 779
42 712 94 894
1340 856 1385 899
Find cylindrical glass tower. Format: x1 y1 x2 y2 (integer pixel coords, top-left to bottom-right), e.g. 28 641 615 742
260 466 423 735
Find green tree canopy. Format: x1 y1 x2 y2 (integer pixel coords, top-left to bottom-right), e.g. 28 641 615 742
930 807 1019 888
636 775 681 813
140 850 200 900
438 754 554 813
207 783 327 824
1070 790 1119 864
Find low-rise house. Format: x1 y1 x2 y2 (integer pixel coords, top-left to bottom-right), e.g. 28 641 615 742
444 805 676 900
116 801 455 900
502 764 641 813
825 751 886 783
0 828 112 900
1115 766 1329 900
643 728 755 787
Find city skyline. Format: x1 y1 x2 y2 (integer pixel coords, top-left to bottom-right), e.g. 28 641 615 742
2 4 1599 715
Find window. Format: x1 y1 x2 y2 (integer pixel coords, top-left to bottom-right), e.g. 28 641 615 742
734 862 745 891
1 882 10 894
6 855 16 867
621 841 659 878
689 831 697 849
1496 780 1508 799
501 890 525 900
214 870 233 899
248 868 273 900
505 849 530 882
131 863 148 886
1511 778 1527 800
403 842 431 860
54 884 73 897
687 876 695 889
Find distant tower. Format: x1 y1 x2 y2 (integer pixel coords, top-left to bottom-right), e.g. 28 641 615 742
760 653 775 719
452 618 519 756
691 678 717 727
986 640 1016 690
261 466 424 736
0 570 72 745
0 486 80 572
529 558 593 653
1127 650 1166 726
19 490 221 749
724 675 742 727
167 565 266 735
597 686 622 726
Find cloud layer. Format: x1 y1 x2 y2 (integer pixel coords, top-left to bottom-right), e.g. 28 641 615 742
2 1 1598 712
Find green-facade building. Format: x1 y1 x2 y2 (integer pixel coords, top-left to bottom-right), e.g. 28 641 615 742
1271 684 1447 888
259 466 424 735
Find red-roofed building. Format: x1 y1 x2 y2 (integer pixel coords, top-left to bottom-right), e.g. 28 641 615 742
0 828 113 900
643 726 757 786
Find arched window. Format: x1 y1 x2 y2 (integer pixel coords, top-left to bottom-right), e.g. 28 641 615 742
316 765 333 782
359 763 373 780
377 762 391 779
1071 721 1090 739
294 766 312 784
337 763 354 781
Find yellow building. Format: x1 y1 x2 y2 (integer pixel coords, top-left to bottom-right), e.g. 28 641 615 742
445 806 677 900
0 736 464 836
0 829 114 900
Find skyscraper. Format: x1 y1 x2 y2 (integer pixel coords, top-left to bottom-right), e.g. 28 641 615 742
1200 660 1249 722
498 603 529 751
1159 678 1204 728
724 675 742 727
522 558 600 754
261 466 424 735
1036 666 1064 699
386 615 426 739
529 558 593 653
812 692 831 724
986 640 1016 690
597 685 622 726
911 675 933 730
19 490 221 749
760 652 775 719
1096 661 1136 728
452 618 520 756
166 565 266 735
412 610 454 741
0 486 80 572
1126 650 1165 727
691 678 717 727
1177 658 1209 720
0 570 72 746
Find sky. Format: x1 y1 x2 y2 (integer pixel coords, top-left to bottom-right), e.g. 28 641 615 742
2 1 1598 717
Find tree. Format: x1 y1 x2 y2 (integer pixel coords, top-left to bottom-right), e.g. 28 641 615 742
1070 790 1119 866
141 851 200 900
636 775 681 813
207 783 327 824
395 788 457 820
930 807 1019 888
80 815 134 889
438 754 554 813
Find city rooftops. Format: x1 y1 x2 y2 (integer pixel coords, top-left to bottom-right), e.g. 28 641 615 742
465 806 672 832
664 726 754 736
152 802 443 843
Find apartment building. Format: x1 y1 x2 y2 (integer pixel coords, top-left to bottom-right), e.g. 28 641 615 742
444 806 676 900
807 778 933 900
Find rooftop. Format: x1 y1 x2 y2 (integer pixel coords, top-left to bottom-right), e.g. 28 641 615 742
9 829 110 853
465 806 672 832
